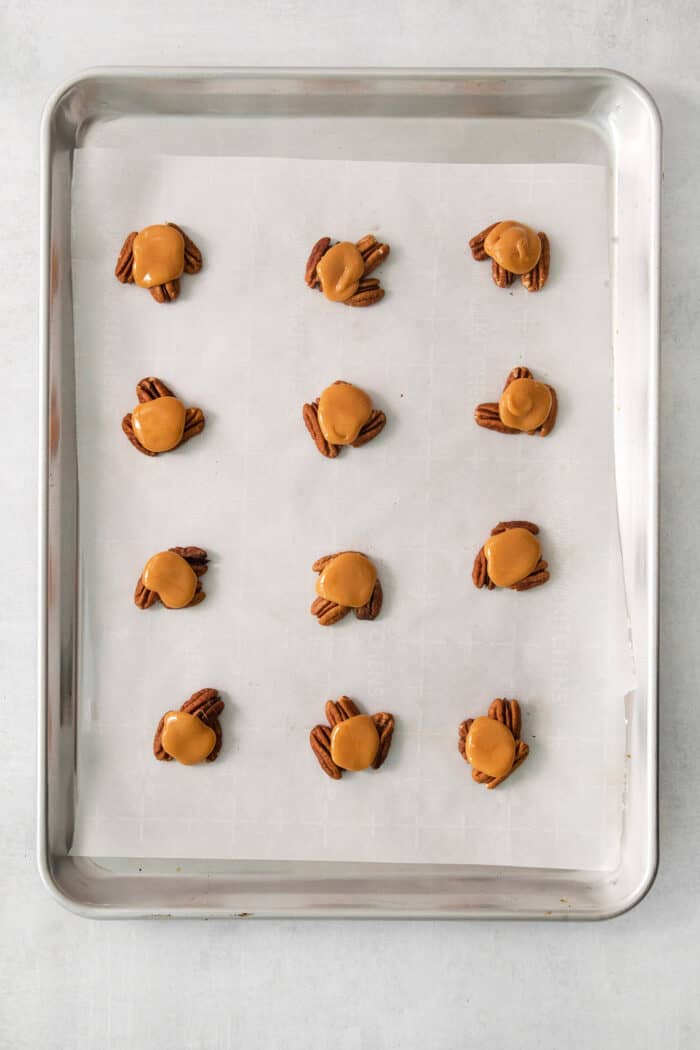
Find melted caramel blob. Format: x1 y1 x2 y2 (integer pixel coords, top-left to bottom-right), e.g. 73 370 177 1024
466 716 515 778
498 379 552 432
330 714 379 771
483 528 541 588
484 221 541 275
132 396 186 453
161 710 216 765
318 382 372 445
316 552 377 608
316 242 365 302
143 550 197 608
132 224 185 288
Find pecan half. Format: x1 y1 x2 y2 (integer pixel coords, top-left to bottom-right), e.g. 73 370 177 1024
309 724 342 779
468 222 499 261
473 403 519 434
356 234 390 275
472 522 550 592
150 279 180 304
521 232 550 292
310 597 350 626
168 222 203 275
355 579 383 621
302 400 338 459
114 231 137 283
305 236 331 288
153 687 224 763
458 698 529 789
345 284 385 308
491 259 515 289
122 377 206 457
325 696 360 724
372 711 395 770
134 546 208 609
352 409 387 448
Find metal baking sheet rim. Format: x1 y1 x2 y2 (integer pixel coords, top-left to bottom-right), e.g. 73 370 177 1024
38 67 661 919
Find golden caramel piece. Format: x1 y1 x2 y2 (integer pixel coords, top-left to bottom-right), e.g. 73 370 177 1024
135 547 208 610
303 380 386 459
316 242 365 302
318 382 373 445
330 714 380 772
458 699 529 789
315 551 377 609
465 716 515 779
499 379 552 432
132 224 185 288
305 233 390 307
469 221 550 292
475 367 558 437
132 396 186 453
114 222 203 303
310 697 394 779
143 551 197 608
483 221 541 275
472 521 550 592
161 711 216 765
484 528 541 589
122 377 205 458
154 688 224 765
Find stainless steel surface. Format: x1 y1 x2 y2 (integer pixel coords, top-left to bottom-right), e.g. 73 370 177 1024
38 68 660 919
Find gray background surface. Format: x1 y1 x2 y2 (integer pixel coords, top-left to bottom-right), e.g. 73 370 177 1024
1 2 695 1047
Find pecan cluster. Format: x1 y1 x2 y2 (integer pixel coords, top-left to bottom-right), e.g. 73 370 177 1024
458 698 529 789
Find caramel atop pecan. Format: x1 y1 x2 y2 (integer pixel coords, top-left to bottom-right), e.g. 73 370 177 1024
458 698 529 789
310 551 383 625
310 697 394 779
469 221 550 292
475 367 557 437
122 377 205 457
305 234 390 307
154 688 224 764
134 546 208 610
473 522 550 592
132 224 185 288
115 222 202 304
303 380 386 459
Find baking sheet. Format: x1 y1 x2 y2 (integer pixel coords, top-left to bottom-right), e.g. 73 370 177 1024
70 148 633 869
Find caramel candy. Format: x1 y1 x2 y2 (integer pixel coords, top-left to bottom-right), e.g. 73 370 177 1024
483 528 541 589
315 552 377 608
330 714 380 772
142 550 197 609
132 396 186 453
316 242 365 302
317 382 373 445
465 716 515 779
484 221 541 275
498 378 552 433
161 710 216 765
132 224 185 288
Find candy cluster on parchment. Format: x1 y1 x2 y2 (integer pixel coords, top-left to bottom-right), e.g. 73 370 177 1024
112 215 554 783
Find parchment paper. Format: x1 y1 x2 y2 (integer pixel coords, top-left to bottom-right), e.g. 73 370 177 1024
70 148 633 869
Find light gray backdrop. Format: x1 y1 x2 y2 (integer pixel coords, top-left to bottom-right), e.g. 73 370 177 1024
1 2 695 1047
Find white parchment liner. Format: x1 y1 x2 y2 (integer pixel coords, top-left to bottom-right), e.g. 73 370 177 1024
70 150 632 869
